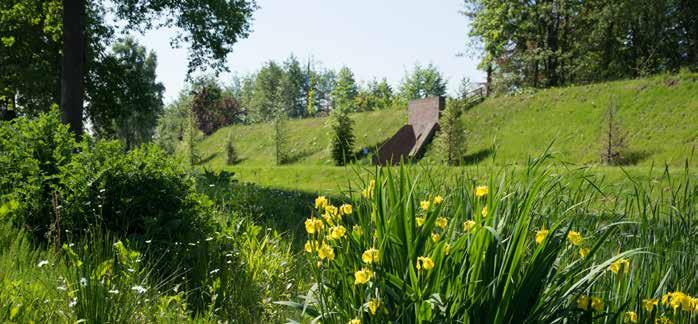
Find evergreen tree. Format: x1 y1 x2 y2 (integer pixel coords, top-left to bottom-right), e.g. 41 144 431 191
251 61 285 122
399 63 447 101
370 78 394 110
328 107 355 166
331 66 358 112
184 108 200 167
225 132 237 165
272 112 289 165
435 100 466 165
281 55 306 118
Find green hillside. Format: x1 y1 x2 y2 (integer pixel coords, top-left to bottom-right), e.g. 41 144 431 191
199 72 697 171
448 72 698 166
198 109 407 168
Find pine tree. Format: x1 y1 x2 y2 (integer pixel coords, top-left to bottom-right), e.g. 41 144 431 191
225 132 237 165
272 112 289 165
435 100 466 165
184 108 200 167
328 107 355 166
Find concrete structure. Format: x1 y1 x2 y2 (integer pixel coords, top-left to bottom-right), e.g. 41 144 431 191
373 96 444 165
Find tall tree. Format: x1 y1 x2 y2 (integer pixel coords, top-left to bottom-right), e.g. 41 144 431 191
369 78 394 110
464 0 697 92
434 100 466 165
281 55 306 118
0 0 109 117
86 37 164 149
251 61 285 122
331 66 358 112
399 63 447 100
60 0 256 137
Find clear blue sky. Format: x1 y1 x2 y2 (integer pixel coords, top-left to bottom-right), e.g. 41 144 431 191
135 0 484 103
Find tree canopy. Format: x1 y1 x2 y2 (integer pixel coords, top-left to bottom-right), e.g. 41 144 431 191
465 0 697 91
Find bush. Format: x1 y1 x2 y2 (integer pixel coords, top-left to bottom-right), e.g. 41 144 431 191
59 140 215 243
328 108 355 166
434 99 466 165
0 108 76 239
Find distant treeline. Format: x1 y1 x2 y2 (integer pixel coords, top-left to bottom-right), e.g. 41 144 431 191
465 0 697 92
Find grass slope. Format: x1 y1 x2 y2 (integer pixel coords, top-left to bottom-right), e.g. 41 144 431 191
198 109 406 168
197 72 698 191
450 72 698 166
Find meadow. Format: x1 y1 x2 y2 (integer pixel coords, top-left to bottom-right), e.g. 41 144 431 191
1 74 696 323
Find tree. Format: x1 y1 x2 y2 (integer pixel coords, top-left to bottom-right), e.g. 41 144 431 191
434 100 466 165
464 0 698 91
599 100 627 165
456 77 472 100
251 61 285 122
328 107 355 166
225 132 237 165
331 66 358 112
155 92 191 155
281 55 306 118
183 107 201 166
190 77 244 135
369 78 394 110
399 63 447 100
0 0 108 117
86 37 164 150
272 111 288 165
59 0 256 137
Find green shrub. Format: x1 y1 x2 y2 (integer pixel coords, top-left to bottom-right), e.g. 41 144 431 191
58 140 215 243
328 107 355 166
0 108 76 239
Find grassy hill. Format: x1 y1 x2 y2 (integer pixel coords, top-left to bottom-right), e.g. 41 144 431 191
198 109 406 168
444 72 698 166
196 72 697 191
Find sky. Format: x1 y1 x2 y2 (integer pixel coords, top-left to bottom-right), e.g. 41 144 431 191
134 0 484 104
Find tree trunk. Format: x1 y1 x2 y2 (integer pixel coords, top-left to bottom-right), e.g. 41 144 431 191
61 0 86 138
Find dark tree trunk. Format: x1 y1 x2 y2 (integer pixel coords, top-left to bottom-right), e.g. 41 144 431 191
486 62 492 96
61 0 86 138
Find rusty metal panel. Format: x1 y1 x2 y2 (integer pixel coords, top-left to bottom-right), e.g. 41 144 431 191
374 96 444 165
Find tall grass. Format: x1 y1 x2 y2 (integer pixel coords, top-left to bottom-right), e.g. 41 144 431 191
287 156 697 323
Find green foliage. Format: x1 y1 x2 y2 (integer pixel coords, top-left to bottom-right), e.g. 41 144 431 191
281 55 307 118
332 66 358 112
184 108 201 166
328 107 356 166
87 37 164 149
112 0 256 75
0 107 76 237
0 0 70 115
291 157 696 323
465 0 698 91
399 63 447 100
434 100 466 165
272 113 289 165
154 93 191 155
225 132 238 165
250 61 285 122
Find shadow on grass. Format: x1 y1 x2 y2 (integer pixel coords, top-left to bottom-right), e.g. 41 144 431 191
197 152 220 165
196 171 346 250
458 148 494 165
283 149 315 164
618 150 652 166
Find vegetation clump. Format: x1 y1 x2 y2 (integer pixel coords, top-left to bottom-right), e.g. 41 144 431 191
328 107 355 166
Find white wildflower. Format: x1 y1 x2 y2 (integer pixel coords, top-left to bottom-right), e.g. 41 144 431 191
131 285 147 294
37 260 49 268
